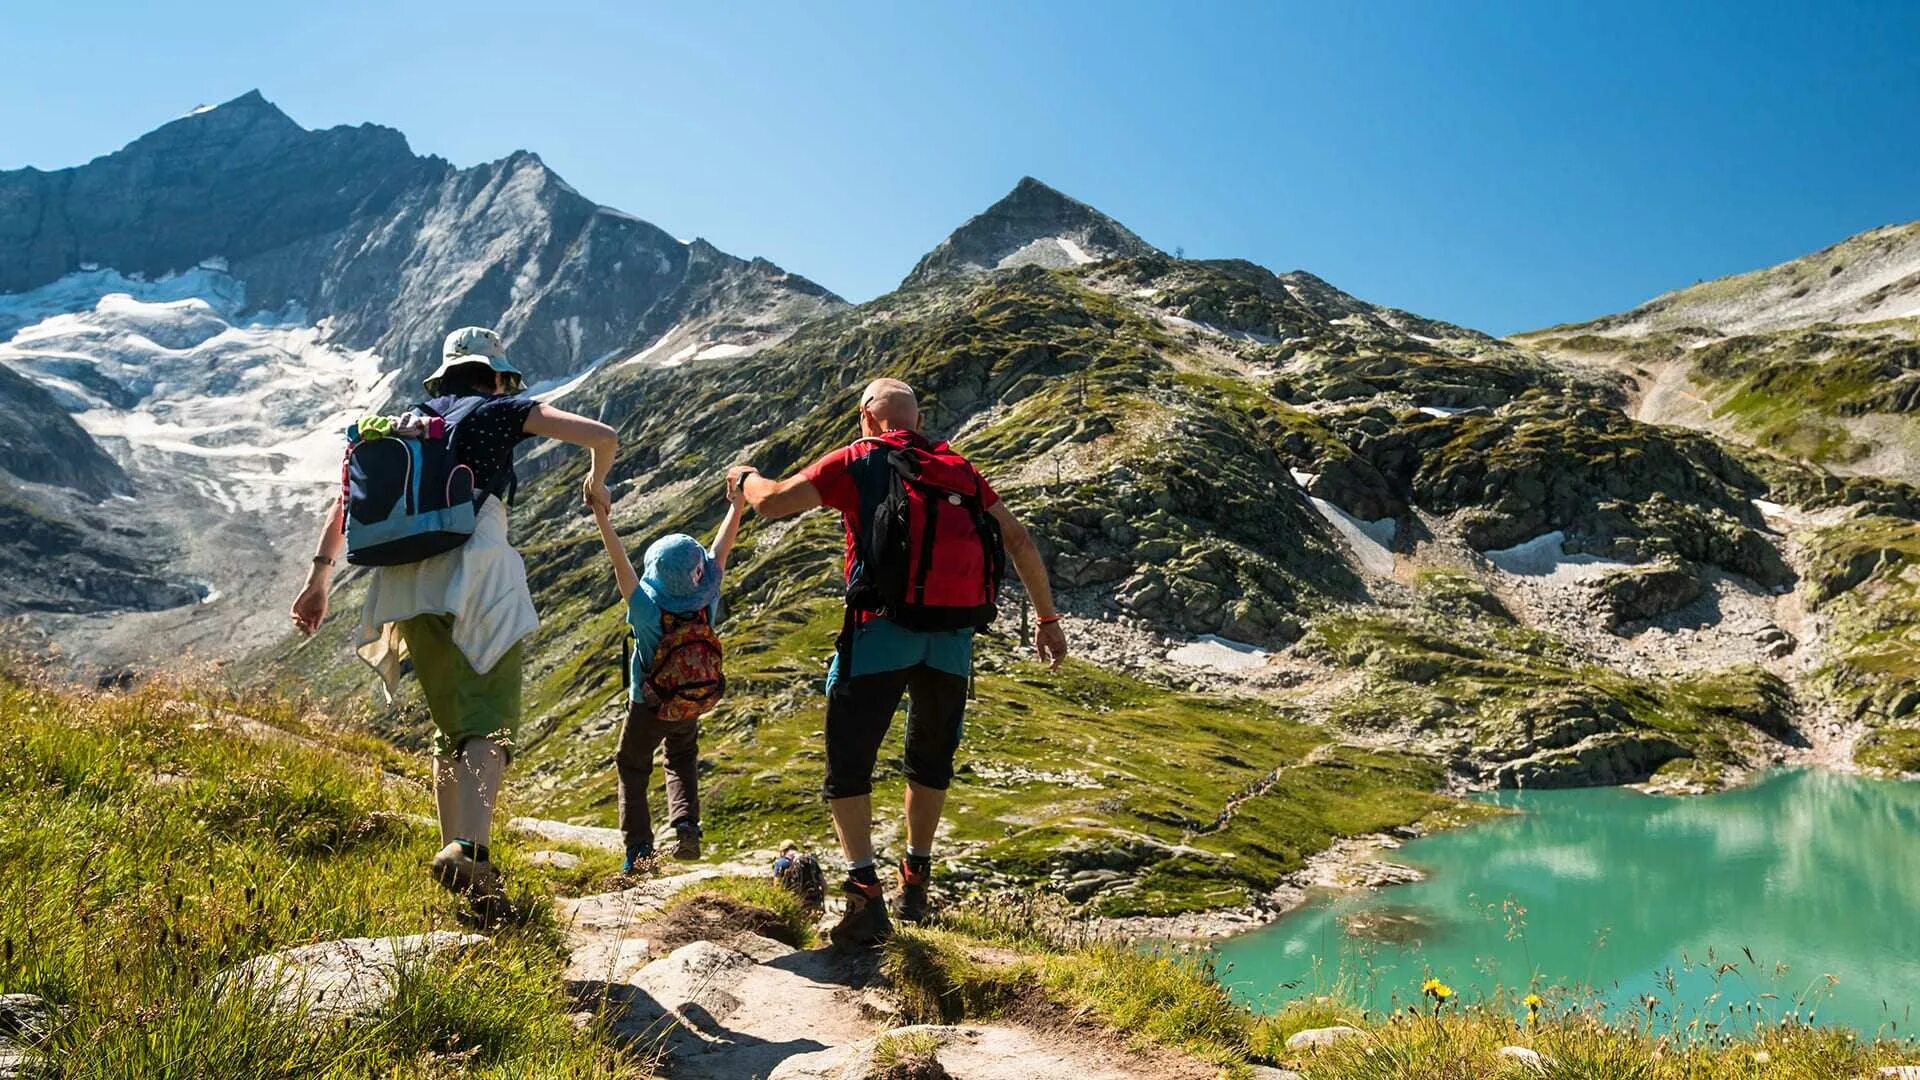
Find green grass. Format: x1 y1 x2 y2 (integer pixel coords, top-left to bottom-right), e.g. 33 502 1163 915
0 668 653 1079
658 876 818 949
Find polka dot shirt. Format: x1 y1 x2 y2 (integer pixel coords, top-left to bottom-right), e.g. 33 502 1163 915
430 392 535 501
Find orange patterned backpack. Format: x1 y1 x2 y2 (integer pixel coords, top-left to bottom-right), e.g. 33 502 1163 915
642 608 726 721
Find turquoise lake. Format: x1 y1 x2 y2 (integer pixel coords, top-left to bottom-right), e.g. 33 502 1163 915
1212 770 1920 1036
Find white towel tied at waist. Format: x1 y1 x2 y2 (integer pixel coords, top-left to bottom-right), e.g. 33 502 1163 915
355 498 539 698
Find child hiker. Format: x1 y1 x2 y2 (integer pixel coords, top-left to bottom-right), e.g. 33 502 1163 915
590 476 746 872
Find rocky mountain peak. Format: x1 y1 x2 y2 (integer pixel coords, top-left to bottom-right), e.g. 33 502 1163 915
901 176 1161 288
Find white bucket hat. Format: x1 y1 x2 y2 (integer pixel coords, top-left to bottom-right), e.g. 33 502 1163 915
426 326 524 394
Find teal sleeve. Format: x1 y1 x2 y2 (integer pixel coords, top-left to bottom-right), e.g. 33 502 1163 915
625 590 663 670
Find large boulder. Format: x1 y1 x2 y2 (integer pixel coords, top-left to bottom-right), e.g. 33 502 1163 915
1587 560 1704 630
217 931 488 1022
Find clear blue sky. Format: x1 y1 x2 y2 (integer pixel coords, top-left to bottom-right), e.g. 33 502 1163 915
6 2 1917 334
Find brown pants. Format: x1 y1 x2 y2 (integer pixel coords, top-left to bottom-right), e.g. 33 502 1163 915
616 698 700 851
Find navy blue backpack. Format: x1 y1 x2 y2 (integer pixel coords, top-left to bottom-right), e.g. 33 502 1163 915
342 397 509 566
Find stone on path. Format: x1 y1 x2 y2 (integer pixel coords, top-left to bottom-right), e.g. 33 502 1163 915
1498 1045 1549 1070
1247 1067 1305 1080
509 816 625 851
526 849 582 870
218 930 488 1022
768 1023 1169 1080
0 996 55 1044
1284 1024 1363 1050
0 994 57 1080
557 861 767 990
604 937 879 1080
1877 1068 1920 1079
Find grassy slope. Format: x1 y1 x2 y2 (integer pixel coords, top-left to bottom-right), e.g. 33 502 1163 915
8 667 1911 1080
0 668 641 1079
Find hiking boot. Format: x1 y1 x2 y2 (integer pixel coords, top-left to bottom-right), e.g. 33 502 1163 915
894 858 931 925
468 859 504 901
828 878 892 950
672 823 702 861
430 841 477 893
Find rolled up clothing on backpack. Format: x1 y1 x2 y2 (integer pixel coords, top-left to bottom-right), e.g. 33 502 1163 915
355 498 538 706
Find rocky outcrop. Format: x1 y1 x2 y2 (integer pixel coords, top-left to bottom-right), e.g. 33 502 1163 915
216 930 488 1022
1588 559 1703 630
1494 732 1687 789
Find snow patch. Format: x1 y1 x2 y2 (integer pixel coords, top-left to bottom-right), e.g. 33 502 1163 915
695 342 753 362
1417 405 1469 417
1159 313 1278 346
1055 236 1094 265
1310 498 1397 576
1289 468 1396 576
526 351 608 403
0 268 390 513
1168 635 1269 672
1482 530 1629 583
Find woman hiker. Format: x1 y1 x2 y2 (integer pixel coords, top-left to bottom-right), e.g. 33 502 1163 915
288 326 619 902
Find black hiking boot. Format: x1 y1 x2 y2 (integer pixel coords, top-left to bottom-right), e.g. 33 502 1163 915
829 878 893 950
893 857 931 925
672 823 702 861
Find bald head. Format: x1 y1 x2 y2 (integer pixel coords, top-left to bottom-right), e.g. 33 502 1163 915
859 378 920 434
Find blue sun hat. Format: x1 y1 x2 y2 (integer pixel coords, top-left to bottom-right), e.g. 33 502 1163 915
640 533 721 614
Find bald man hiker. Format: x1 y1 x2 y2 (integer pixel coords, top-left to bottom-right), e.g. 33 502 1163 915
290 326 620 908
728 378 1069 947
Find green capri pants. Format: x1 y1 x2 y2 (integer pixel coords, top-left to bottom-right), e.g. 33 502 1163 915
397 612 524 759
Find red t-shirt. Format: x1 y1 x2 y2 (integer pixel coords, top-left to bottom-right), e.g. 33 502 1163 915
801 430 999 585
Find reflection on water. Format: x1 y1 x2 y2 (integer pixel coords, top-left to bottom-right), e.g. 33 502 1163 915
1212 770 1920 1035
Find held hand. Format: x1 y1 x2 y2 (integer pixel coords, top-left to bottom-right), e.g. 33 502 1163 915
725 465 757 506
1035 620 1069 670
582 477 612 515
289 579 329 636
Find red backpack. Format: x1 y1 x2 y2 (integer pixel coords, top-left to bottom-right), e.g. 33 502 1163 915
639 609 726 721
848 435 1006 632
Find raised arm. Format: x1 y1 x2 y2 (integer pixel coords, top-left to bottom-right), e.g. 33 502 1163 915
522 403 620 511
289 493 348 635
728 465 822 520
710 478 749 571
989 501 1069 669
591 502 640 601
